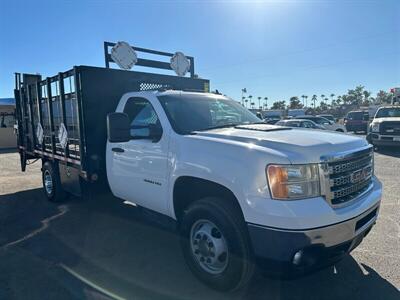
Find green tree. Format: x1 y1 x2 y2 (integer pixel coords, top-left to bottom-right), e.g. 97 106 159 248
375 90 392 104
257 96 262 109
341 85 371 106
271 101 286 110
362 90 371 106
301 95 306 106
336 95 342 106
319 101 328 112
289 96 303 109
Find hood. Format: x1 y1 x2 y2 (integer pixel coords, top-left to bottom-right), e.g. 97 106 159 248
192 124 368 164
371 117 400 123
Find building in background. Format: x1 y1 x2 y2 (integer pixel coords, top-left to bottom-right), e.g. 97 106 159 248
0 98 16 149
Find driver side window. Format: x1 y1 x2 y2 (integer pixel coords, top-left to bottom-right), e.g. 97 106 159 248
123 97 162 139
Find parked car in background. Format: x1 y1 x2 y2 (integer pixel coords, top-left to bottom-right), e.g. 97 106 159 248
344 111 369 133
287 109 306 118
276 119 325 130
367 106 400 147
298 116 346 132
317 114 335 123
264 117 281 124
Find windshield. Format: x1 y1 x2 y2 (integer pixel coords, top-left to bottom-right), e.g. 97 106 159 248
158 94 261 134
347 112 368 120
320 115 334 122
375 107 400 118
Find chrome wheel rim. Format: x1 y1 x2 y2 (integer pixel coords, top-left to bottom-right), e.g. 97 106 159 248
190 219 229 274
44 170 53 195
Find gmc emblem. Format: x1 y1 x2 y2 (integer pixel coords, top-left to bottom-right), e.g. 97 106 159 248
350 167 370 184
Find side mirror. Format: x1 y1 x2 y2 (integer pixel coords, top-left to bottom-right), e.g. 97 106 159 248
107 112 131 143
148 124 163 142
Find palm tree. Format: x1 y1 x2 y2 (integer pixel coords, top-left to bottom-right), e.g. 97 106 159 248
264 97 268 109
250 102 255 109
301 95 305 106
304 95 308 107
312 94 317 108
241 88 247 105
248 95 253 107
257 97 262 110
330 93 335 102
244 98 249 108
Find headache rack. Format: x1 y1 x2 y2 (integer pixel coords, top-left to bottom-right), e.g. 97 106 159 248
14 42 210 189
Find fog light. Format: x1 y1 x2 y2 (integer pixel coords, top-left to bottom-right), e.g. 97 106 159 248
292 250 303 265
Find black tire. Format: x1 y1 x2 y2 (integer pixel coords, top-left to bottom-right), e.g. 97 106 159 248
336 129 344 132
42 161 68 202
179 197 254 291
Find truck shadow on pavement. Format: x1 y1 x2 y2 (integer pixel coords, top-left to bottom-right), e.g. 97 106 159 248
0 188 399 300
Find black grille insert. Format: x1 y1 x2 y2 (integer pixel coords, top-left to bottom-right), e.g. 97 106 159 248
356 208 377 232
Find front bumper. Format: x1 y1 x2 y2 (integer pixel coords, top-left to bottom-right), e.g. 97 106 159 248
345 124 367 132
370 133 400 146
247 201 380 276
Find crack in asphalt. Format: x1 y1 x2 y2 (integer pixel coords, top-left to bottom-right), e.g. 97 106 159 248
1 205 69 250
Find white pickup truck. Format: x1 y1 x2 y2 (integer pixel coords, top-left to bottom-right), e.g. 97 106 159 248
15 43 382 291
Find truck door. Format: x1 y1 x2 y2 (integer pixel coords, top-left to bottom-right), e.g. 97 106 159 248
107 96 169 215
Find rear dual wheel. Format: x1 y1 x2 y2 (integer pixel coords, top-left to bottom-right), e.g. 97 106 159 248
42 161 68 202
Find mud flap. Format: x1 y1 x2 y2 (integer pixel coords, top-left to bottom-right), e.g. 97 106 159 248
20 150 26 172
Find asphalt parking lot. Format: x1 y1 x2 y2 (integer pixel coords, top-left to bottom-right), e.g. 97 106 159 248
0 146 399 300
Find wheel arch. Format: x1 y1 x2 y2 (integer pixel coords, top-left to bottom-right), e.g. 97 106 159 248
173 176 245 223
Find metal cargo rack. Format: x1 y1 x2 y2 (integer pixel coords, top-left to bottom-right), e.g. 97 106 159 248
14 42 210 194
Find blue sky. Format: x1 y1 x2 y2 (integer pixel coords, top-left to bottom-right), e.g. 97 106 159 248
0 0 399 106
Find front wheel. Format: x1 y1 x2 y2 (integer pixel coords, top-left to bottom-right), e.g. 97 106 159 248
179 197 254 291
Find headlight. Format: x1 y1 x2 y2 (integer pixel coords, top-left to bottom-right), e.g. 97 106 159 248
266 164 320 200
371 123 380 132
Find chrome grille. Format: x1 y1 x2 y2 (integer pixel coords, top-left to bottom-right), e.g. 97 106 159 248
329 155 372 174
320 146 374 207
381 121 400 136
